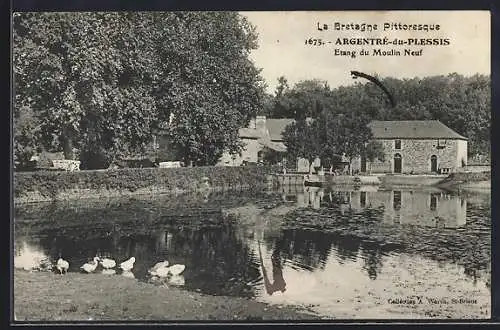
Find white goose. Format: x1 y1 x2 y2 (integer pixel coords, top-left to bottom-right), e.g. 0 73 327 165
167 264 186 276
80 257 100 273
100 257 116 269
148 260 169 275
119 257 135 272
149 265 170 278
56 257 69 275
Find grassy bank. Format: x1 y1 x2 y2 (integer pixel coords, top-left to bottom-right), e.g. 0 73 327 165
436 171 491 191
14 166 279 204
13 270 318 322
448 171 491 182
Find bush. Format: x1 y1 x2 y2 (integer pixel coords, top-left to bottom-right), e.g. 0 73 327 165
14 165 281 199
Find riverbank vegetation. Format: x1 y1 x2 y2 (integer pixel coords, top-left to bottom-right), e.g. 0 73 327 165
14 165 278 203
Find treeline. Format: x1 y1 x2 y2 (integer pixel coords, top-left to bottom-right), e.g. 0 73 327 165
261 74 490 160
13 12 265 170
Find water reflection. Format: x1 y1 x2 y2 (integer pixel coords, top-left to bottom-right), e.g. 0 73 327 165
287 186 467 229
13 188 490 318
102 269 117 275
121 270 135 278
258 241 286 295
14 241 50 271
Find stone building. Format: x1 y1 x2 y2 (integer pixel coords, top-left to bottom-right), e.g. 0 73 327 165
352 120 468 174
217 116 292 166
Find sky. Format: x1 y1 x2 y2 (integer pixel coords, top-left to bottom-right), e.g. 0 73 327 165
241 11 491 93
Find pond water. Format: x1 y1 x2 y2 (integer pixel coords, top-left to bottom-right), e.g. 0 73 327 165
14 185 491 319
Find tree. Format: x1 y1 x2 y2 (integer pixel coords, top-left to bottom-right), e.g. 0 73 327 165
154 12 265 166
13 12 265 169
363 140 385 174
283 110 378 174
13 12 161 169
13 105 42 170
259 93 275 117
282 119 322 166
324 113 374 174
268 76 290 118
267 78 331 119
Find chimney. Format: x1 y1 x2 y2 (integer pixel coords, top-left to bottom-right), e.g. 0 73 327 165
255 116 267 133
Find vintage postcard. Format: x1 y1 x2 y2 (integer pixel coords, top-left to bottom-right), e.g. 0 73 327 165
12 10 491 322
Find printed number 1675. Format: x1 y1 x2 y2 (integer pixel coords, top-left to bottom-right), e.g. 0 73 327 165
305 38 324 46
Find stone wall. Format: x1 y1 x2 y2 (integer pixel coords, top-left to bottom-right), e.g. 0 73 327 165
352 139 468 174
456 140 468 168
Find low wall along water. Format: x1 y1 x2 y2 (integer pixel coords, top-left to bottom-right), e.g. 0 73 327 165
13 166 279 204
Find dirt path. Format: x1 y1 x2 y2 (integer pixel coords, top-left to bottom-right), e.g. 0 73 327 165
13 271 320 322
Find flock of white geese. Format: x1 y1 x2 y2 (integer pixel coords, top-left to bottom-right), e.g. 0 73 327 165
53 256 186 278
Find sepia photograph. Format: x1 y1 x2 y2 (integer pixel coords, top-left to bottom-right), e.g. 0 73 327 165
12 10 491 322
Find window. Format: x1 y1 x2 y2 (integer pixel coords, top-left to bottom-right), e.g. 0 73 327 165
393 191 401 211
360 192 367 208
436 139 447 149
430 194 438 211
394 140 401 150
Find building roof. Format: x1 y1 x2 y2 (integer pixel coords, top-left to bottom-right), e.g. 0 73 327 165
238 118 295 141
368 120 468 140
238 127 263 139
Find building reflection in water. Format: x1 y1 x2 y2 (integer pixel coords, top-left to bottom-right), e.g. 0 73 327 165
350 189 467 229
287 186 467 229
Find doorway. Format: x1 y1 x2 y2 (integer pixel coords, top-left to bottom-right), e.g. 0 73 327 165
431 155 438 173
394 153 402 174
361 156 367 173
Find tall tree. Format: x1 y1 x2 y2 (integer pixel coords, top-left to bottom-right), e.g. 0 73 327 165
282 119 322 165
13 12 265 169
268 76 290 118
13 12 161 169
363 140 386 174
283 111 383 173
154 12 265 166
267 78 331 119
